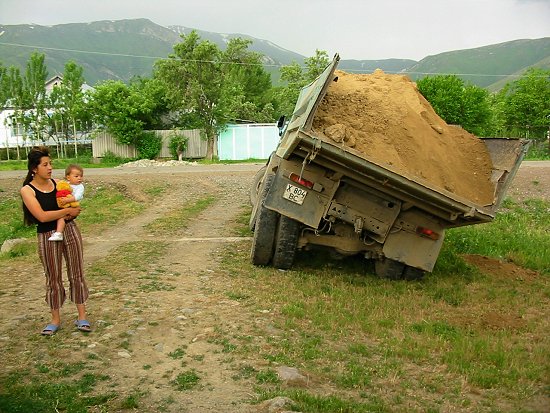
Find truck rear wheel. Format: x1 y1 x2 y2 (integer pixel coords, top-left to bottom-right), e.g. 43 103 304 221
251 174 278 265
403 266 425 280
375 258 405 280
375 259 424 280
272 216 301 269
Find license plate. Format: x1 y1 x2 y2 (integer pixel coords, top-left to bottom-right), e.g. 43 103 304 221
283 184 308 205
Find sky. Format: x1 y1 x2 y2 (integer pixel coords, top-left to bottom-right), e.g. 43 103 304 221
0 0 549 61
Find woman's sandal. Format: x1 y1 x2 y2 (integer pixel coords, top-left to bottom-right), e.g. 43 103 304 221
74 319 92 332
41 324 60 336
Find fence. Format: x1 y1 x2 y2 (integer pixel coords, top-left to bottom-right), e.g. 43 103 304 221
217 123 279 160
92 125 279 161
91 129 206 159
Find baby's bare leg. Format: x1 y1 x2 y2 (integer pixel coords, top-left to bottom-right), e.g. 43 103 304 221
56 217 66 234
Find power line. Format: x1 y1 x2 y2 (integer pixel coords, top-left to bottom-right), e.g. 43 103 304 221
0 41 283 67
0 41 546 78
0 41 167 60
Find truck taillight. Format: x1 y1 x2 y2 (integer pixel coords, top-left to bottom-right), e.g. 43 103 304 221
416 227 440 240
289 173 314 189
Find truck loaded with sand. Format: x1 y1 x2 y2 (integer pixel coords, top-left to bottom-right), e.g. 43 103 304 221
249 55 529 279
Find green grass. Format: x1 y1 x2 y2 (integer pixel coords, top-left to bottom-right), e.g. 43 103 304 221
444 198 550 274
77 183 144 233
168 347 187 360
119 390 144 410
0 197 35 245
0 156 132 171
0 365 114 413
87 240 168 280
219 198 550 412
524 141 550 160
171 370 201 391
144 196 216 234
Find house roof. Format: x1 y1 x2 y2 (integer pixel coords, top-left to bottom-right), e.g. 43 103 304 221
45 75 63 92
43 75 95 94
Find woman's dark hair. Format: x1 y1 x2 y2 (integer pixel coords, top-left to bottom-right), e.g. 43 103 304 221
22 146 51 226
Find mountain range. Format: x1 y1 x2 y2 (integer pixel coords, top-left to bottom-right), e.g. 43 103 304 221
0 18 549 91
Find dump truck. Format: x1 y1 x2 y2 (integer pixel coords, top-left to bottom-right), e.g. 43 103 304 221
249 54 529 279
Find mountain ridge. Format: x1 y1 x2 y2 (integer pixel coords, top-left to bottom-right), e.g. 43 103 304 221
0 18 548 89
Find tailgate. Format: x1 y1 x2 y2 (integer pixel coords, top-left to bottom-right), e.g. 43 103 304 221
483 138 530 210
276 54 340 159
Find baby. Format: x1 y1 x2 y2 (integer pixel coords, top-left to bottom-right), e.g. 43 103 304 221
48 164 85 241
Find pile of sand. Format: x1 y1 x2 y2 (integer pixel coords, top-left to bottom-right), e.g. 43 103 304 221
311 70 495 205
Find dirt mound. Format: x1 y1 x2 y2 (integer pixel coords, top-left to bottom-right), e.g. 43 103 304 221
312 69 495 205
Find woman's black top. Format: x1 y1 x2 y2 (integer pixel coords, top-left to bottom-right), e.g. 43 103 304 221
27 179 59 233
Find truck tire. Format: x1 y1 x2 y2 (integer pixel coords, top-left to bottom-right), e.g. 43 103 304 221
249 165 267 206
251 174 278 266
374 258 406 280
375 259 425 280
272 216 301 270
403 266 425 280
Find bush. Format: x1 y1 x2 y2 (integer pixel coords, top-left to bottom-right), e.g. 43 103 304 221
525 139 550 160
168 130 189 161
135 131 162 160
100 151 129 166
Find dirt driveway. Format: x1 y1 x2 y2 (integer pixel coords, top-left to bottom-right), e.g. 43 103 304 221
0 161 548 412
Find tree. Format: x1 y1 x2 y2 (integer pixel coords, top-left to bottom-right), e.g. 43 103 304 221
416 75 492 135
221 38 273 122
275 50 330 118
5 66 30 155
154 31 224 159
303 50 331 83
23 52 49 143
0 63 9 109
89 80 150 145
496 68 550 140
50 61 88 156
155 31 273 159
460 84 491 136
127 76 171 130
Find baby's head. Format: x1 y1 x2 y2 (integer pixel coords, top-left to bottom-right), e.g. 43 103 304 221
65 164 84 185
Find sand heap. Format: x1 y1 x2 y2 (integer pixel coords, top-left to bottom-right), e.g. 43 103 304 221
311 70 495 205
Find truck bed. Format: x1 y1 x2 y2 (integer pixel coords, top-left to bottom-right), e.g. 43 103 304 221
275 55 529 228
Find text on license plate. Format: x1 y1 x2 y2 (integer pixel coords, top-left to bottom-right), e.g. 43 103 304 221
283 184 308 205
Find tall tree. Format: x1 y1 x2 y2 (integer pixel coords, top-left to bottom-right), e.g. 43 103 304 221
155 31 224 159
222 38 273 122
23 52 49 142
6 66 30 154
155 31 273 158
50 61 87 156
0 63 9 109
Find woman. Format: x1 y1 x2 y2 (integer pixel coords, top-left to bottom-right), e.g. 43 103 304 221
20 146 91 335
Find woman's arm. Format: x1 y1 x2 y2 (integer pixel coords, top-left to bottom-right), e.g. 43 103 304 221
20 186 80 223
